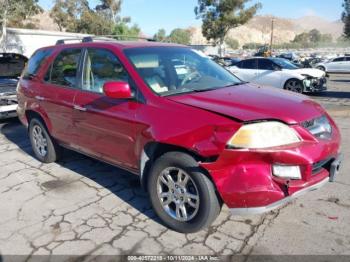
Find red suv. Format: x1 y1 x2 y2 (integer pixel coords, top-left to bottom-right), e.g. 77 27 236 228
17 38 342 233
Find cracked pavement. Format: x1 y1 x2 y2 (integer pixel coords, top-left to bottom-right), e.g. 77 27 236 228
0 75 349 259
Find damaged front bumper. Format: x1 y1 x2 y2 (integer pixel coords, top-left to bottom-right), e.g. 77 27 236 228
303 77 327 92
0 93 18 119
200 123 341 216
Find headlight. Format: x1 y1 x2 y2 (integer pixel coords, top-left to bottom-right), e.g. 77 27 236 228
227 122 300 149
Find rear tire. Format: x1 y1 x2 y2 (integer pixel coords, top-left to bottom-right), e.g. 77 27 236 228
284 78 304 93
29 118 61 163
148 152 221 233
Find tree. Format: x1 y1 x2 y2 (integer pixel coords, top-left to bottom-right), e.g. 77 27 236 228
50 0 90 32
154 29 167 42
342 0 350 38
195 0 261 55
309 29 321 43
112 22 141 39
225 37 239 49
50 0 139 37
96 0 122 23
292 29 334 48
0 0 43 29
168 28 191 45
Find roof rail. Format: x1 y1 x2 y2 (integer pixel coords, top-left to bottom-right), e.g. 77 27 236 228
55 37 88 45
99 35 155 42
55 35 155 45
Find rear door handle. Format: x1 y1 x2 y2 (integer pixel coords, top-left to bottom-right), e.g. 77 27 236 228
73 105 87 112
35 96 45 101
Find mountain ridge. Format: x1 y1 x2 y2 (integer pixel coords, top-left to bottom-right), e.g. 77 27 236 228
190 15 344 46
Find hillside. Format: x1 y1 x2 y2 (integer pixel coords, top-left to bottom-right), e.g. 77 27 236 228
190 15 344 47
25 13 344 47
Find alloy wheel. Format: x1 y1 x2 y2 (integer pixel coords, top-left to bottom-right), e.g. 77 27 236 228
157 167 200 222
32 125 48 157
285 80 303 93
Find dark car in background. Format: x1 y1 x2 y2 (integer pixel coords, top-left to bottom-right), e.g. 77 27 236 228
0 53 28 119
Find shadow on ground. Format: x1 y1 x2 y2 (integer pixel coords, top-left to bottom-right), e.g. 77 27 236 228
309 91 350 99
331 79 350 83
0 118 162 226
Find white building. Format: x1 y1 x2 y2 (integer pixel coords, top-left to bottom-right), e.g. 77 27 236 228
0 27 89 58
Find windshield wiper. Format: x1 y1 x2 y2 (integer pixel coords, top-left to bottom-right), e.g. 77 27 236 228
162 81 248 96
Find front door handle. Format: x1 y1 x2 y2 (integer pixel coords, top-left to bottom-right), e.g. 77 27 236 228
73 105 87 112
35 96 45 101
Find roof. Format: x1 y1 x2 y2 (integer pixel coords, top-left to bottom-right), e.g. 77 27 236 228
41 40 186 51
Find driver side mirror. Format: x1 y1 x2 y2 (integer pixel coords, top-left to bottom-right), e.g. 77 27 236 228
103 81 133 99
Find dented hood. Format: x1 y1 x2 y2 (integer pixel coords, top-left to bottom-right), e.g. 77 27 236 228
167 83 324 124
288 68 325 78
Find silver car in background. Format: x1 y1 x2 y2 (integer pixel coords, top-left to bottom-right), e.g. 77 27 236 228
316 56 350 73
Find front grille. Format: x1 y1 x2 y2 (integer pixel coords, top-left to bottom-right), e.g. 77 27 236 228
312 157 333 175
301 115 332 139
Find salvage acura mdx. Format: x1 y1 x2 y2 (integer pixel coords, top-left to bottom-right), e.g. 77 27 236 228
17 38 342 233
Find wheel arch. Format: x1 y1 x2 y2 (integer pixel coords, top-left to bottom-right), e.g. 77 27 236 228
25 110 51 132
283 77 304 90
139 142 218 193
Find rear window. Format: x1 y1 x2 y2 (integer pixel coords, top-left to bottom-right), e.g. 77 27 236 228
23 49 52 79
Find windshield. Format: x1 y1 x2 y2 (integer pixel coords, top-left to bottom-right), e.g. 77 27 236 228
124 47 243 96
271 58 299 70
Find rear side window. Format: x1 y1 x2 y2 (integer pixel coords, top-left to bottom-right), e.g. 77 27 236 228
238 59 257 69
23 49 52 79
345 57 350 61
45 49 82 88
257 59 274 70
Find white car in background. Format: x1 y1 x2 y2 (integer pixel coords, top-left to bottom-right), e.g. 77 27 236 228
229 57 327 93
315 56 350 73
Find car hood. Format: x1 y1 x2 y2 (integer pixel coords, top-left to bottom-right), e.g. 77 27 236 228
167 83 324 124
0 53 27 78
286 68 325 78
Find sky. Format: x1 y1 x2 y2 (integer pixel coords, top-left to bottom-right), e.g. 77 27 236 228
39 0 344 36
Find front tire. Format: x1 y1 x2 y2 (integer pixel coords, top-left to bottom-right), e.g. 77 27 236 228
148 152 221 233
29 118 61 163
317 66 326 72
284 78 304 93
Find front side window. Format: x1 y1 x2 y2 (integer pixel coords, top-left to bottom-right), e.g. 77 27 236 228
124 47 242 96
270 58 299 70
23 49 52 79
46 49 81 88
333 57 344 62
82 48 129 94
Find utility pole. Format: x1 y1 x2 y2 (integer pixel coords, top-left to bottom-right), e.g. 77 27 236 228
270 18 274 55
